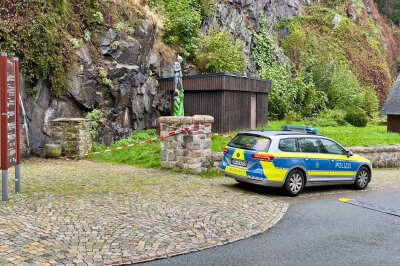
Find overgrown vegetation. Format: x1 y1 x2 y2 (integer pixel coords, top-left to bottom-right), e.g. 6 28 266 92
98 67 113 88
85 109 104 140
374 0 400 25
197 31 246 74
252 3 385 122
0 0 153 95
0 0 106 95
148 0 215 57
252 19 327 119
278 4 392 103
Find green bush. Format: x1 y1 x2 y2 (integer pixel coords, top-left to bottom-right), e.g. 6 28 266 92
309 109 348 127
284 111 303 123
0 0 106 95
252 18 327 119
362 87 379 118
305 58 360 110
345 108 368 127
192 0 215 18
162 0 202 56
85 109 104 139
149 0 215 56
197 31 246 74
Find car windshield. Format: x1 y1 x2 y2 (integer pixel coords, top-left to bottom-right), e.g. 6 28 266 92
228 134 271 151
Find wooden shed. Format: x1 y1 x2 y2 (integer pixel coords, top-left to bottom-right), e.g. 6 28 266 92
159 73 272 133
381 75 400 133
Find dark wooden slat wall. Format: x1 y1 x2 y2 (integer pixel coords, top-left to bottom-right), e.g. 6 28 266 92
256 93 268 128
223 75 271 93
184 91 224 133
388 115 400 133
223 91 251 133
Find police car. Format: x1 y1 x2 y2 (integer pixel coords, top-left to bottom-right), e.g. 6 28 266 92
220 127 372 196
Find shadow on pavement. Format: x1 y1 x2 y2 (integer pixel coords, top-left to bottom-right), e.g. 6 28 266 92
222 181 361 200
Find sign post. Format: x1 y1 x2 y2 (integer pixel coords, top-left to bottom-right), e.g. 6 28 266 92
0 52 21 201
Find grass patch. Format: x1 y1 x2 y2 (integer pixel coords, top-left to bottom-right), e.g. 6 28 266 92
89 130 161 168
265 121 400 147
89 142 161 168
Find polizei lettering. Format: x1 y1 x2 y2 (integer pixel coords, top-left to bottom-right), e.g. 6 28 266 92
335 162 351 169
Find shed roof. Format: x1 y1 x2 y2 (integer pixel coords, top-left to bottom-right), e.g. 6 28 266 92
159 73 271 93
381 75 400 115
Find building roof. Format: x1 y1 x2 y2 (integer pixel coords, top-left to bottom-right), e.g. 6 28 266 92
381 75 400 115
159 73 271 93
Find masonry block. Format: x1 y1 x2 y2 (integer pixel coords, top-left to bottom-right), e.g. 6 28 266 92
158 115 214 173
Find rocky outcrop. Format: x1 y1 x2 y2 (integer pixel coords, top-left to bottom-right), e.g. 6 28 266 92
202 0 312 74
22 20 173 156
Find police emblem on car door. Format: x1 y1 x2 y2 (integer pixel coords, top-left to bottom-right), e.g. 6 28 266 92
297 138 331 182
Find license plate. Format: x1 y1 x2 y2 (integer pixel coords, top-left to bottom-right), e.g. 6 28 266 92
231 159 248 167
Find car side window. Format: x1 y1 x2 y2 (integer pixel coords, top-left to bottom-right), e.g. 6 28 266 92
320 139 346 155
298 138 322 153
278 138 297 152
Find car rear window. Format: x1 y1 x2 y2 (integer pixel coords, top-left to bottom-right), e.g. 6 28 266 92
298 138 322 153
228 134 271 151
279 138 297 152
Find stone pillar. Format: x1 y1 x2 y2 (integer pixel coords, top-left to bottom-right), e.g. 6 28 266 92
51 118 93 157
158 115 214 173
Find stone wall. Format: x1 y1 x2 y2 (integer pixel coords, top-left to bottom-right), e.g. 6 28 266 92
51 118 93 157
348 146 400 168
159 115 214 173
212 146 400 169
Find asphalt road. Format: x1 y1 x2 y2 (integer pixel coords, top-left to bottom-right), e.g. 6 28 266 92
140 190 400 266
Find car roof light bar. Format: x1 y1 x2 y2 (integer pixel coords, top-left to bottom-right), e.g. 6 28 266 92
281 125 320 135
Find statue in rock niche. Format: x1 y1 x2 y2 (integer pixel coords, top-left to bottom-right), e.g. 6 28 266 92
173 55 184 116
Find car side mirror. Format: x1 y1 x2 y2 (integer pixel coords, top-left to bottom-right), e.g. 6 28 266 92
347 150 353 157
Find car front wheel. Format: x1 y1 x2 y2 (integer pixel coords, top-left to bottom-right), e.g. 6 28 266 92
284 169 305 197
354 166 370 190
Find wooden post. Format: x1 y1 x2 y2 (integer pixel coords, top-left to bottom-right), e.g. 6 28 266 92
0 53 9 201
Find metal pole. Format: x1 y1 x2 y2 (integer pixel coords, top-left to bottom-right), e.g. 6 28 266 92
2 170 8 201
14 57 21 194
15 164 21 193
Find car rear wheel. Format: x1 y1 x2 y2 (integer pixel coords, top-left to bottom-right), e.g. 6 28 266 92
354 166 370 190
284 169 305 197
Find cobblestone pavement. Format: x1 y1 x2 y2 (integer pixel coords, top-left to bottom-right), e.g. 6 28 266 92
0 158 288 266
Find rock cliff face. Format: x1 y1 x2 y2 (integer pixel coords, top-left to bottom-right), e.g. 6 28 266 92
23 19 173 155
201 0 312 74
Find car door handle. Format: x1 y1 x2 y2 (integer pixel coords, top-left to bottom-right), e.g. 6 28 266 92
331 159 335 162
305 158 309 161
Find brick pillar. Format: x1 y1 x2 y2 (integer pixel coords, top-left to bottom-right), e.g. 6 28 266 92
158 115 214 173
51 118 93 157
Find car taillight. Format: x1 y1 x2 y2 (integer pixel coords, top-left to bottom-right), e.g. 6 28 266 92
223 148 229 154
251 153 274 161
